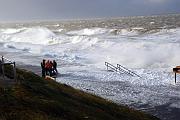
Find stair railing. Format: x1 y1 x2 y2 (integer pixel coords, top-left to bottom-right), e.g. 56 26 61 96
117 64 141 78
105 62 141 78
105 62 118 72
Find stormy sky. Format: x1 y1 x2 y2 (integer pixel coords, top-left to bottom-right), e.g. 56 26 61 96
0 0 179 21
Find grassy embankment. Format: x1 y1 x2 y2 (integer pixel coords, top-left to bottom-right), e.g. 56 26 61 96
0 65 159 120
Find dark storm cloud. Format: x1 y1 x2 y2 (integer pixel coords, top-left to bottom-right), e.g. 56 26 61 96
0 0 179 21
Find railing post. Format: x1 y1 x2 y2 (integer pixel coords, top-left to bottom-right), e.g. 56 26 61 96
0 58 2 76
2 56 5 81
105 62 108 71
175 72 176 84
13 62 17 83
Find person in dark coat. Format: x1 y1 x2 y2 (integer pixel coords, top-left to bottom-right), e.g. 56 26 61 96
53 60 58 75
41 59 46 78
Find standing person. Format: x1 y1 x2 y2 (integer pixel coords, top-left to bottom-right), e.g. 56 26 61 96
49 61 53 77
45 60 50 76
41 59 46 78
53 60 58 75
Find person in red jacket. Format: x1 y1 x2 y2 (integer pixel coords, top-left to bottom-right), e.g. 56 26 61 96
49 61 53 76
45 60 50 76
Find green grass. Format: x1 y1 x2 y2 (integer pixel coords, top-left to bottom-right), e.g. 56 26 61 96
0 65 160 120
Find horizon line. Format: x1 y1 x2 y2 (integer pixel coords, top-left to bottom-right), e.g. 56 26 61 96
0 12 179 24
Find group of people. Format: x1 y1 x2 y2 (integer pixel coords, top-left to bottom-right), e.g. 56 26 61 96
41 59 58 78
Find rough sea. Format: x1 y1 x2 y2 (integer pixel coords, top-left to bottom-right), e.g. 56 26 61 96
1 14 180 120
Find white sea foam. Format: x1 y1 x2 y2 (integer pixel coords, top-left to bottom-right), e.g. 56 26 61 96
0 28 25 34
1 27 180 69
4 42 43 54
118 28 140 36
67 28 111 36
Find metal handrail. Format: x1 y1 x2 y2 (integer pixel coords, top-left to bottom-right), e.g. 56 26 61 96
1 56 17 82
105 62 132 75
105 62 141 78
105 62 118 72
3 57 14 64
117 64 141 78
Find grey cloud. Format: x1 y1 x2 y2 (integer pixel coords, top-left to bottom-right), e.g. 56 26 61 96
0 0 179 21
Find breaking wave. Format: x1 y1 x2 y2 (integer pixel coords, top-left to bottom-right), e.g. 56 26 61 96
0 27 59 45
67 28 111 36
1 26 180 69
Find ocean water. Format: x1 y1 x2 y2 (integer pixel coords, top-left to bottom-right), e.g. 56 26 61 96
1 14 180 120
